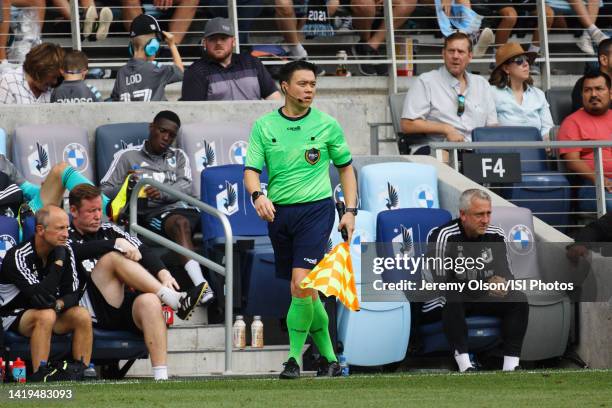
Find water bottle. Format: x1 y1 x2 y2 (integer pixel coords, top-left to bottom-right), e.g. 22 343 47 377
233 315 246 349
335 50 350 77
339 355 349 377
11 358 26 383
251 316 264 348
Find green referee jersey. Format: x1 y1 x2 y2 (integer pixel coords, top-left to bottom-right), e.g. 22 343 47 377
245 107 352 205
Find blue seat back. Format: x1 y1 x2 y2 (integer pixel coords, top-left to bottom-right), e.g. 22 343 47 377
0 127 7 156
472 126 546 172
0 215 19 268
178 122 252 198
95 122 149 183
359 162 439 214
490 206 539 280
329 210 375 285
545 88 573 125
200 164 268 240
12 124 93 185
329 163 359 206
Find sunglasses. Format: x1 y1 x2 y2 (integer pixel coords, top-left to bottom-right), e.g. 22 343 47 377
508 55 534 66
457 94 465 117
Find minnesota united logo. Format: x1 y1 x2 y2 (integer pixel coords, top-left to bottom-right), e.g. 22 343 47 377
28 142 50 178
216 180 238 216
326 237 333 253
304 148 320 165
392 224 414 257
195 140 216 172
385 182 399 210
63 143 88 172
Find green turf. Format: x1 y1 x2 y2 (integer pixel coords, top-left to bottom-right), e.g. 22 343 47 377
1 370 611 408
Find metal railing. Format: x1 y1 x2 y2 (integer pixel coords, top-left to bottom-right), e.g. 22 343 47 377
128 178 234 374
429 140 612 221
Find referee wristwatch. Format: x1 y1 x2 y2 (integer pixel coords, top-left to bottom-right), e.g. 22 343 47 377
345 207 358 215
252 191 265 202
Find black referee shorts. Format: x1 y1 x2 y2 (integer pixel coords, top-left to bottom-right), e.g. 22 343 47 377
268 198 335 280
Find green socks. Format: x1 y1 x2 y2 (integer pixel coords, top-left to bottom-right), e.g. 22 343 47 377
286 296 314 362
61 166 110 211
310 297 337 363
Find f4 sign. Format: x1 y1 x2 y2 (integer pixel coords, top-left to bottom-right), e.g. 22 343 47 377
462 153 522 183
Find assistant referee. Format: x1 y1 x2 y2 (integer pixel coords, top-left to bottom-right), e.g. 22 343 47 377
244 60 357 379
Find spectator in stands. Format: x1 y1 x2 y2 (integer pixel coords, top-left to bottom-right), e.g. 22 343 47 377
400 32 497 156
489 42 553 139
207 0 264 47
181 17 280 101
0 205 93 381
424 189 529 372
275 0 309 59
49 2 112 41
111 14 183 102
484 0 554 74
547 0 609 55
0 0 47 62
121 0 198 45
100 110 214 305
244 60 356 379
350 0 416 76
558 71 612 210
572 38 612 112
68 184 207 381
51 50 102 103
0 42 64 104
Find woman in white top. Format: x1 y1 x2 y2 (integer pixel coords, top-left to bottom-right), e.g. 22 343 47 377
489 42 554 140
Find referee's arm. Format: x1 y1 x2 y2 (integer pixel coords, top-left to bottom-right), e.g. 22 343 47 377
244 169 275 222
337 164 357 242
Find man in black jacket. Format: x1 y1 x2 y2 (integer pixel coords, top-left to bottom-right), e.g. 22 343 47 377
0 205 93 377
424 189 529 372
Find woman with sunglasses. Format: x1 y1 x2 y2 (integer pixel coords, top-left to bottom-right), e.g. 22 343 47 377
489 42 553 141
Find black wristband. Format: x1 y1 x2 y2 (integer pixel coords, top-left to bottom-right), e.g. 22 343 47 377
251 191 264 202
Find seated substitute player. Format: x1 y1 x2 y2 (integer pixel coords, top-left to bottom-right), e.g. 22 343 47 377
100 110 214 303
244 60 358 379
68 184 207 380
422 189 529 372
0 205 93 381
51 50 102 103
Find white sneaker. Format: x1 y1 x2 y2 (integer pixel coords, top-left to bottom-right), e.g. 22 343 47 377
96 7 113 41
577 30 595 55
83 6 97 38
473 27 494 58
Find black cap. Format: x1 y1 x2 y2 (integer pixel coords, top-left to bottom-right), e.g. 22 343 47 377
130 14 162 40
203 17 234 38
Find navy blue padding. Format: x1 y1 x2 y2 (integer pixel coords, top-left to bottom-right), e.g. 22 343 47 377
472 126 547 172
375 208 452 284
0 215 19 268
419 317 502 354
243 247 291 318
95 122 150 183
472 126 570 229
200 164 268 241
3 329 147 362
21 216 35 242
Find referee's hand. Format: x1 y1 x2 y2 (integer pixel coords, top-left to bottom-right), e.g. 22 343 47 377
339 213 355 244
254 195 276 222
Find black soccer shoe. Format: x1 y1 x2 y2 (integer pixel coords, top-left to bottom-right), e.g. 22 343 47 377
279 357 300 379
316 356 329 377
44 360 86 382
327 360 342 377
177 282 207 321
29 365 54 383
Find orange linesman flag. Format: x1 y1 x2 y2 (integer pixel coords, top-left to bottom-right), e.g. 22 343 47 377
300 242 360 311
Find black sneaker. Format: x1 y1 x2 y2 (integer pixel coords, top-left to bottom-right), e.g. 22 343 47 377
177 282 207 321
44 360 86 382
316 356 329 377
29 365 54 383
463 366 478 373
316 357 342 377
352 42 379 76
279 357 300 379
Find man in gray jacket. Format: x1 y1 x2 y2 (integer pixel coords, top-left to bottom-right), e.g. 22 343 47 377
100 110 213 304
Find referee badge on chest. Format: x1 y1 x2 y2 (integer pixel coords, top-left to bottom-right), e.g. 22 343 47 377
305 148 321 165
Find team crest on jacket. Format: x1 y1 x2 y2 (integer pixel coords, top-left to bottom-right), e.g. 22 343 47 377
63 143 88 172
305 148 320 165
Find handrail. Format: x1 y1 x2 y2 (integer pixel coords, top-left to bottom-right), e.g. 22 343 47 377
429 140 612 217
128 178 234 374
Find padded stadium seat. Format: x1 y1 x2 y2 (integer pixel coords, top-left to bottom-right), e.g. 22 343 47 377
12 124 93 185
375 208 501 355
388 93 429 155
0 216 19 267
0 127 7 157
332 210 411 366
490 206 571 361
328 163 359 206
200 164 269 241
94 122 149 183
472 126 570 230
3 330 72 361
545 88 573 125
359 162 439 215
178 122 251 197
